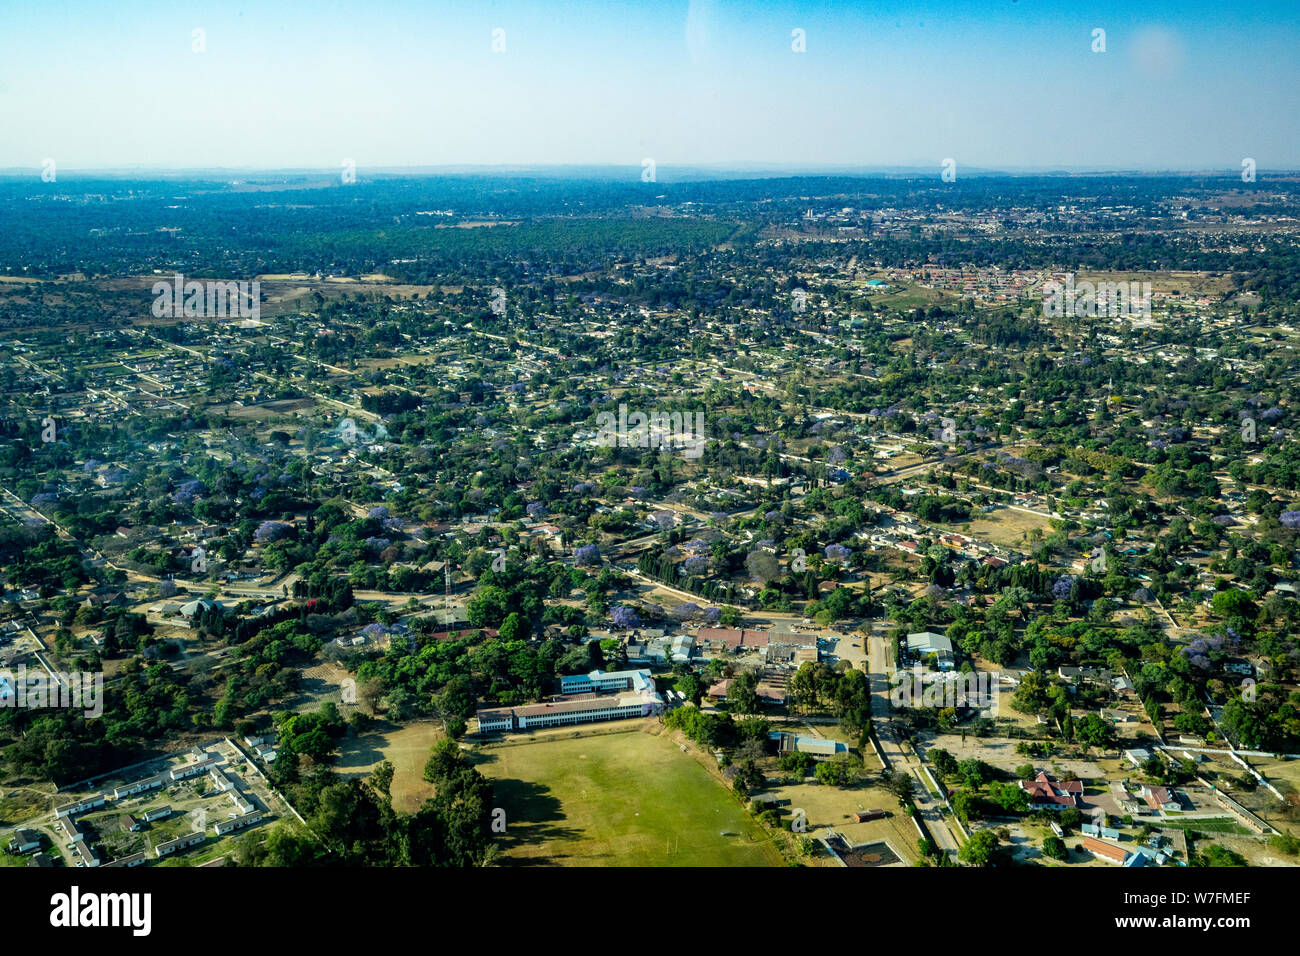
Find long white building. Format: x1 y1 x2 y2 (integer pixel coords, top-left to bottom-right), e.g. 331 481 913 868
559 668 655 695
478 688 664 733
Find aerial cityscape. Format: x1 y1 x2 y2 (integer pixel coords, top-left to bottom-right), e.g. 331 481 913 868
1 1 1298 928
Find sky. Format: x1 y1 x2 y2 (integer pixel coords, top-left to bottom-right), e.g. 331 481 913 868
1 0 1297 173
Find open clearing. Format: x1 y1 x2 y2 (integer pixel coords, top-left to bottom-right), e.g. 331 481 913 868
958 507 1054 549
759 773 917 865
470 729 782 867
335 721 446 813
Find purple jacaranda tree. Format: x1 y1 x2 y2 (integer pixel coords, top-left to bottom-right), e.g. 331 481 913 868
611 605 641 629
255 520 291 543
670 602 701 621
682 555 709 575
574 544 601 566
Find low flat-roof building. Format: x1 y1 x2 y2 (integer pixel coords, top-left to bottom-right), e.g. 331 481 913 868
170 755 220 781
155 831 206 858
214 810 264 836
70 838 99 868
1081 822 1121 840
769 731 846 758
55 795 106 819
113 773 166 800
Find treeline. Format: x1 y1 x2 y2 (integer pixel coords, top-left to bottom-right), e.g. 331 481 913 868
637 552 745 606
237 730 497 867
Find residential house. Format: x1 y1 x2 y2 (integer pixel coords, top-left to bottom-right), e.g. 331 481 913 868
1018 771 1083 810
1124 748 1154 768
906 632 955 670
1141 784 1181 812
8 829 42 854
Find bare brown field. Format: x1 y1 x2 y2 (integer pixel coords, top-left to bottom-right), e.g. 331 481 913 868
287 660 354 714
220 398 317 420
1075 270 1234 295
760 774 917 865
434 221 519 229
959 508 1054 548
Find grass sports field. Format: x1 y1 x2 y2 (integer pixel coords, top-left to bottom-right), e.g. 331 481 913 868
472 730 783 867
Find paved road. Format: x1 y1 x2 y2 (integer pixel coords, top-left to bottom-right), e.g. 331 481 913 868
866 628 962 859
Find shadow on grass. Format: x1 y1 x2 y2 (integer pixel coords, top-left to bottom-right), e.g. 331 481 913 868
486 777 583 866
331 720 434 777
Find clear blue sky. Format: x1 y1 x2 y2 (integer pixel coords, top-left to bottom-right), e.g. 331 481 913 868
2 0 1296 171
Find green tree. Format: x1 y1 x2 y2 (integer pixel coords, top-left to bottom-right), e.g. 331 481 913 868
1042 835 1068 860
959 829 1000 866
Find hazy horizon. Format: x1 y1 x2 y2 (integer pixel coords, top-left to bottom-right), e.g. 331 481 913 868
3 0 1298 172
4 162 1298 178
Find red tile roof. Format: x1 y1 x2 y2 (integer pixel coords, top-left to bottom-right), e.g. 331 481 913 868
1142 785 1175 809
698 627 744 648
1082 837 1128 863
1018 771 1083 807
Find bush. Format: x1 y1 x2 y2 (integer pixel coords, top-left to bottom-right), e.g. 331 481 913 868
1042 835 1068 860
1269 831 1300 856
778 751 815 777
814 758 858 788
